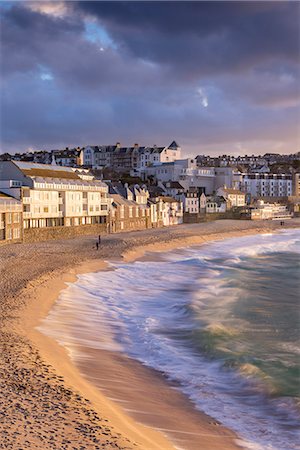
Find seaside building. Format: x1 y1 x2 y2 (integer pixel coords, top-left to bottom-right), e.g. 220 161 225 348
250 201 291 220
0 161 109 241
217 187 246 208
107 183 152 232
0 192 23 244
158 196 183 226
206 196 227 214
109 193 150 232
240 173 292 198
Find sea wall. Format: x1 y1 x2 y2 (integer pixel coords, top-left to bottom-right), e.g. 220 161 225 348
23 223 107 243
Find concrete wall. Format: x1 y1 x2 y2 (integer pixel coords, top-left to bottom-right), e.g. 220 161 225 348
23 223 107 243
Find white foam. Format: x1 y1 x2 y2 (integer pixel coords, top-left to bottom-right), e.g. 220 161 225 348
39 228 300 450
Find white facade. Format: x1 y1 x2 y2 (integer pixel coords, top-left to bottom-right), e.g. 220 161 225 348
0 161 109 229
241 174 292 198
82 146 96 167
159 197 183 226
148 159 215 194
217 187 246 208
251 202 291 220
184 192 199 214
138 141 182 171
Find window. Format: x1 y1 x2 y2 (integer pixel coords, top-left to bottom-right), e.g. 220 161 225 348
7 213 12 224
13 228 20 239
13 213 20 223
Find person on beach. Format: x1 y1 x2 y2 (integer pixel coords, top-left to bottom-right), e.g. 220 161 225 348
98 235 101 244
96 242 99 250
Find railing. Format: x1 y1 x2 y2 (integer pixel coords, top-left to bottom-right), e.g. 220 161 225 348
23 211 63 219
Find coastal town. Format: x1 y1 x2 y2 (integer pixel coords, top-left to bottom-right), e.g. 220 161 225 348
0 142 299 245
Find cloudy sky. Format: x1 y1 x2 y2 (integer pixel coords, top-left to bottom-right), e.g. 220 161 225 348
1 1 299 156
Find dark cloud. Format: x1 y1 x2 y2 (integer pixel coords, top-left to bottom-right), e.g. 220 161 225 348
0 1 299 155
76 1 299 77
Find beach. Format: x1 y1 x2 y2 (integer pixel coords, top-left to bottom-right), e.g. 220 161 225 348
1 219 299 450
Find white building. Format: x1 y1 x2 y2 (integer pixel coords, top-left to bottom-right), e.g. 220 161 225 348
250 201 291 220
148 159 215 194
137 141 182 172
214 167 242 191
0 161 110 230
183 188 200 214
158 196 183 226
217 187 246 208
241 173 292 198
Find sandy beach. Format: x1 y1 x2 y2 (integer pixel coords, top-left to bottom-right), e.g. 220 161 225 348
1 219 299 450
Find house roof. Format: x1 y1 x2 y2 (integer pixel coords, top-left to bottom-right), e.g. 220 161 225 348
158 196 179 203
12 161 81 180
0 191 20 201
163 181 184 189
168 140 180 150
220 188 245 195
207 195 226 206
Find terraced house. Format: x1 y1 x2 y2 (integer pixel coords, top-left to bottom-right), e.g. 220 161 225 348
0 192 23 244
0 161 109 242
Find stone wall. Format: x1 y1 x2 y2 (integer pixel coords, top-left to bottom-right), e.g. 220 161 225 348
23 223 107 243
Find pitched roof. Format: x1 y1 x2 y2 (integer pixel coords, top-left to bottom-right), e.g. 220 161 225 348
168 140 180 150
158 196 179 203
207 195 226 205
163 181 184 189
220 188 245 195
13 161 82 180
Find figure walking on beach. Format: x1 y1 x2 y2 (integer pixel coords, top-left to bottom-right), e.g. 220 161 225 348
98 235 101 244
96 242 99 250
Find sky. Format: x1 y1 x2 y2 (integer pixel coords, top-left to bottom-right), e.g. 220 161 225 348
1 1 299 157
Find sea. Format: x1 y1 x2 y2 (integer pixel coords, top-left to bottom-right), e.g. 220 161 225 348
40 229 300 450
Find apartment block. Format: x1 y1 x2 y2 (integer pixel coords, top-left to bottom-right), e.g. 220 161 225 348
241 173 292 198
0 161 110 241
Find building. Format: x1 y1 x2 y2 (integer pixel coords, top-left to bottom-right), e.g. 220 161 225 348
109 193 150 232
241 173 292 198
147 197 164 228
148 159 215 194
0 161 110 240
107 182 151 232
293 172 300 196
82 140 181 173
206 196 227 214
137 141 182 172
52 148 82 167
158 181 185 199
214 167 242 191
0 192 23 244
158 196 183 226
183 188 200 214
217 187 246 208
250 201 291 220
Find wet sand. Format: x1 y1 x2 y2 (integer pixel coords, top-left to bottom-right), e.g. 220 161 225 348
1 219 299 449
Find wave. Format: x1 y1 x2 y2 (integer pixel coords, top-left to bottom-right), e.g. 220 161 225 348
39 228 300 450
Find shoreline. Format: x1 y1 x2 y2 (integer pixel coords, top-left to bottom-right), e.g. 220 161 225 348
1 220 299 449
